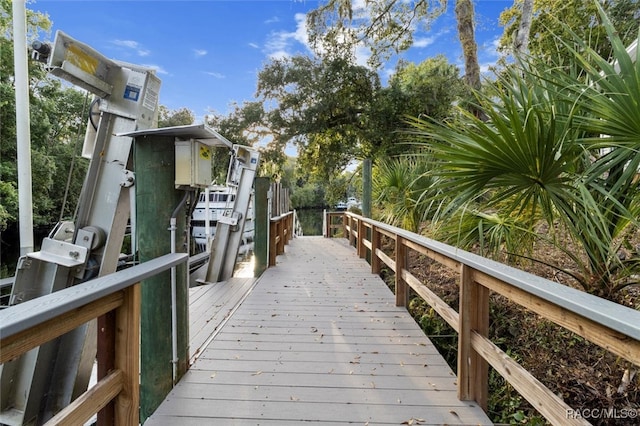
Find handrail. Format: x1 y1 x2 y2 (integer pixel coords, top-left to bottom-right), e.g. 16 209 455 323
326 211 640 426
0 252 188 425
269 211 294 266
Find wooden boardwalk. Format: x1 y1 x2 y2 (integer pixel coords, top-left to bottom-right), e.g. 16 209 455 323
146 237 492 425
188 276 257 363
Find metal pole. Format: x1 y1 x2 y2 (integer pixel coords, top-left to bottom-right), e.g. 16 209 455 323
13 0 34 255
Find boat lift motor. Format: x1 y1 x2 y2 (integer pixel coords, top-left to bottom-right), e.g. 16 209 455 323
0 30 160 425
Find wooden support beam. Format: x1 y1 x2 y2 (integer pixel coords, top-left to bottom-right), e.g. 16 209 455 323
369 226 381 270
457 265 489 410
395 236 409 308
475 271 640 366
348 216 356 247
403 269 459 331
471 332 590 426
45 369 123 426
269 220 277 266
115 284 140 425
0 293 123 363
97 310 116 425
357 218 366 259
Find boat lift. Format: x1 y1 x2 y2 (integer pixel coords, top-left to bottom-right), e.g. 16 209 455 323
1 30 162 425
1 30 258 424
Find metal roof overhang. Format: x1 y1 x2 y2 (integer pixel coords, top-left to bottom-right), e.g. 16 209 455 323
118 123 233 148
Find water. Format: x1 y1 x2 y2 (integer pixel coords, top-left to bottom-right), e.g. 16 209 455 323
296 208 324 236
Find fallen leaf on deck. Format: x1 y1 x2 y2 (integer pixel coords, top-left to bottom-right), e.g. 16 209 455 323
401 418 425 425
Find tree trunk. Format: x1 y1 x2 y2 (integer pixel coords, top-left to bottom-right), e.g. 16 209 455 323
514 0 534 55
455 0 481 91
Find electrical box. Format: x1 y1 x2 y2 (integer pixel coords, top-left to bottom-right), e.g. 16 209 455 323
175 139 212 188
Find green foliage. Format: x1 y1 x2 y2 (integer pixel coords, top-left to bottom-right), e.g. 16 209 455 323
290 181 326 208
0 180 17 231
405 3 640 297
499 0 640 61
253 53 466 186
158 106 195 127
1 3 91 231
389 56 465 120
372 155 437 233
307 0 446 69
206 102 266 182
256 55 380 181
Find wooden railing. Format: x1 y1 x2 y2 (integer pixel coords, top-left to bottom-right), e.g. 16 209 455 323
326 211 640 426
269 211 294 266
0 253 187 426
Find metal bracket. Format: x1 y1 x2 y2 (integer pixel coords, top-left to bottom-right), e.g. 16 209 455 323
27 238 88 268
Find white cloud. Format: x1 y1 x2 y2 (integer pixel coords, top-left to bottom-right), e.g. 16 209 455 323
413 36 436 48
353 44 371 67
205 71 225 79
262 10 373 68
248 42 260 49
142 64 168 75
478 35 502 75
112 39 150 57
113 39 139 49
193 49 207 57
264 13 311 60
265 16 280 24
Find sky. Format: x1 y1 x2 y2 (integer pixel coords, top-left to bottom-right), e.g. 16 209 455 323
30 0 514 122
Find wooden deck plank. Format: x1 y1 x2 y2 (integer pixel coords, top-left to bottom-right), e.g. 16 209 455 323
148 237 492 425
196 348 447 365
151 399 485 425
188 276 256 363
167 369 461 391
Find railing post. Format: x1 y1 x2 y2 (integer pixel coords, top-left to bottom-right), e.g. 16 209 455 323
115 284 140 425
324 211 331 238
269 220 277 266
342 213 347 239
357 218 365 259
97 311 116 425
349 216 356 247
458 265 489 410
285 214 291 244
395 236 409 308
371 225 380 274
277 220 284 254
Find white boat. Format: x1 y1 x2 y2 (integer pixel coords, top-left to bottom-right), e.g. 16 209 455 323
335 197 361 210
191 185 254 254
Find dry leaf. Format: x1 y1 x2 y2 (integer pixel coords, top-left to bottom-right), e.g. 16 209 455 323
401 418 425 425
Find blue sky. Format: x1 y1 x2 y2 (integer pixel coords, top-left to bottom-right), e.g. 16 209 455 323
32 0 513 121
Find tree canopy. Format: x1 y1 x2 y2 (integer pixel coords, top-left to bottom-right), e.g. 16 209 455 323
307 0 446 68
255 55 381 180
499 0 640 61
0 1 89 230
